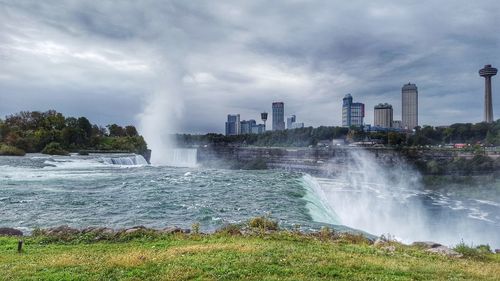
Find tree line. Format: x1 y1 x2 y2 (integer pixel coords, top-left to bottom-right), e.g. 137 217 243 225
176 119 500 148
0 110 148 155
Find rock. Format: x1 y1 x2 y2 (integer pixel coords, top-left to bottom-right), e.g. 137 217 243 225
46 225 80 236
124 226 147 234
373 238 387 247
0 227 23 236
82 227 114 235
426 246 463 258
382 245 396 253
160 226 183 234
412 241 442 249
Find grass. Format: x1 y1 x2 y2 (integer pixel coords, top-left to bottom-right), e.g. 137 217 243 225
0 230 499 281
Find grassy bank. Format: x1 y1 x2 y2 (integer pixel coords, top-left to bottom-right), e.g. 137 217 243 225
1 230 499 280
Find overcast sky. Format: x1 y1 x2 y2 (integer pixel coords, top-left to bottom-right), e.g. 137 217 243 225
1 0 499 135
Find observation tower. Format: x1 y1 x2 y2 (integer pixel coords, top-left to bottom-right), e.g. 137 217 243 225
479 64 497 123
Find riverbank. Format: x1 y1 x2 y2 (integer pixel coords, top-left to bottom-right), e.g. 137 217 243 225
1 224 499 280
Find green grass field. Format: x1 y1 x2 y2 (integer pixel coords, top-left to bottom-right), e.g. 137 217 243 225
0 230 499 281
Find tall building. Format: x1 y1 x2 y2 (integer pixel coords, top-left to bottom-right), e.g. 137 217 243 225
287 115 296 129
402 83 418 130
374 103 393 128
225 114 240 136
479 64 497 123
251 124 266 134
272 102 285 131
342 94 365 127
392 120 402 129
240 119 256 134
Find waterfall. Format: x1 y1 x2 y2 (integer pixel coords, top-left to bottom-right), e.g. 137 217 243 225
160 148 198 168
303 148 500 246
101 155 149 166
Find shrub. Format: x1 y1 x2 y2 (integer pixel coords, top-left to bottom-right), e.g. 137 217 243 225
41 142 69 155
248 216 278 231
216 224 242 236
0 144 26 156
191 223 200 235
319 226 332 240
454 242 492 259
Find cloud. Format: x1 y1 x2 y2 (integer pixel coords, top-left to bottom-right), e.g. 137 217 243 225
0 0 499 134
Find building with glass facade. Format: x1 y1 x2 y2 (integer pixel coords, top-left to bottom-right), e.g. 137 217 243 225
272 102 285 131
225 114 240 136
342 94 364 127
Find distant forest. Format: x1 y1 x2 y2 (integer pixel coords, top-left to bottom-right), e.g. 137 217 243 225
0 110 148 156
176 119 500 148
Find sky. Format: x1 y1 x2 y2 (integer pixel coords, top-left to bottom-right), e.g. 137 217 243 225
1 0 499 135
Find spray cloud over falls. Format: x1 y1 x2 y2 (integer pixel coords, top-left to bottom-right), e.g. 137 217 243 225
138 64 185 165
304 149 500 247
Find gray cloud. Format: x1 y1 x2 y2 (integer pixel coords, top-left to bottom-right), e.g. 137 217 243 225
1 0 499 135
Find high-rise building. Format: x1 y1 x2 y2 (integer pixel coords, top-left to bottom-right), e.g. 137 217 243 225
291 122 304 129
342 94 365 127
240 119 256 134
374 103 393 128
225 114 240 136
479 64 497 123
287 115 296 129
392 120 402 129
272 102 285 131
402 83 418 130
251 124 266 134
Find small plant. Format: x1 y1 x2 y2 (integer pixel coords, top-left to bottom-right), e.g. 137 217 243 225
41 142 69 155
191 223 200 235
454 241 492 259
319 226 332 240
248 216 278 231
216 224 242 236
0 144 25 156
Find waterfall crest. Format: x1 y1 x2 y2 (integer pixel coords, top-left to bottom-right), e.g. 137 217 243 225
160 148 198 168
101 155 149 166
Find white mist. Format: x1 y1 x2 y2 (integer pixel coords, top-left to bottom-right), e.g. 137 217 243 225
306 148 500 247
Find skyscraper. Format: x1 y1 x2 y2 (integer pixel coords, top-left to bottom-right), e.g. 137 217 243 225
240 119 256 134
374 103 393 128
272 102 285 131
342 94 364 127
479 64 497 123
402 83 418 130
287 115 296 129
225 114 240 136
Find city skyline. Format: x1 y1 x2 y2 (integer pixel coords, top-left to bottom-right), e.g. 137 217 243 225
0 1 499 135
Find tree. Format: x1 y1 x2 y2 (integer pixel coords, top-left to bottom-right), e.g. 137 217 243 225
77 117 92 141
125 125 138 137
107 124 125 137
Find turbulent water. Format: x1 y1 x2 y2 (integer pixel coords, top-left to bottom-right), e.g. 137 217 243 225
0 151 499 248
